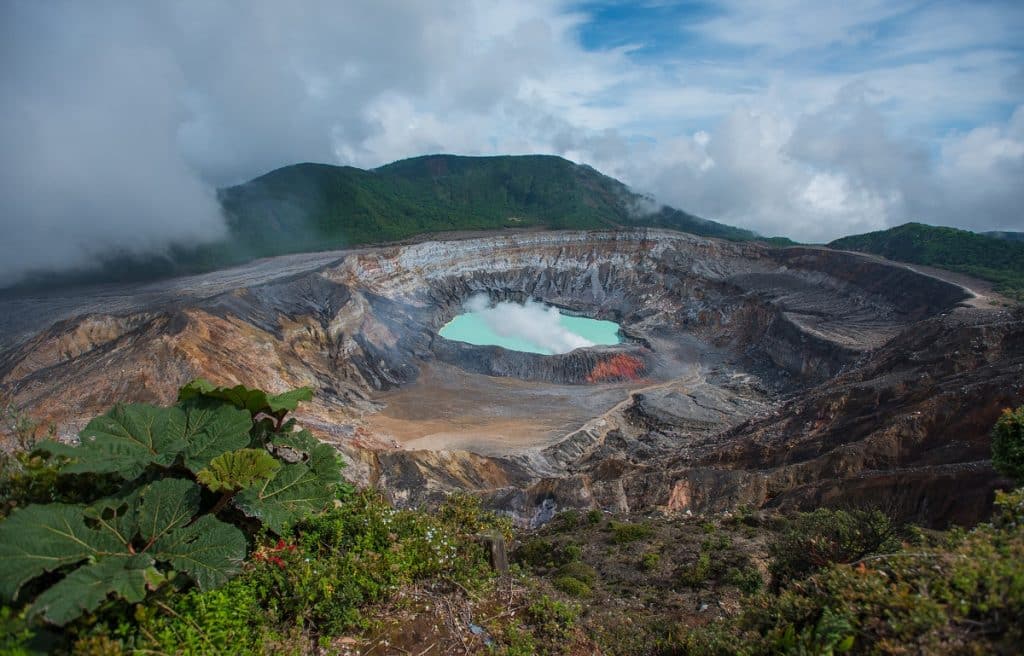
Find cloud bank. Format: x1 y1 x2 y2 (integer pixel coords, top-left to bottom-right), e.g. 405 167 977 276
1 0 1021 282
463 295 595 355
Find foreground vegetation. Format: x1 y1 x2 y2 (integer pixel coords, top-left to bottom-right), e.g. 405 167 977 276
1 394 1022 654
830 222 1024 301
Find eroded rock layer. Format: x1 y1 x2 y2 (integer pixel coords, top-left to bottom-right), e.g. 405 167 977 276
1 229 1018 527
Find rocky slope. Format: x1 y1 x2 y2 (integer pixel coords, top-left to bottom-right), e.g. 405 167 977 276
1 229 1018 527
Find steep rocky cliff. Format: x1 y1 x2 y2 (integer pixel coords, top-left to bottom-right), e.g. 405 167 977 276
1 229 1017 527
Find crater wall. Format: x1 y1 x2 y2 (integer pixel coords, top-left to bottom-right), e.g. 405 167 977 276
0 229 1007 528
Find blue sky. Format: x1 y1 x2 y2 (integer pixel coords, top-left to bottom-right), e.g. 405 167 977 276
569 0 1024 136
557 0 1024 238
1 0 1022 278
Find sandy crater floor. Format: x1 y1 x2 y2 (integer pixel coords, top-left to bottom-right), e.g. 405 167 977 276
364 334 718 456
364 362 641 455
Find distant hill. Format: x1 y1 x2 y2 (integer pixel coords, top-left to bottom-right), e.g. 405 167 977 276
829 223 1024 301
8 154 770 291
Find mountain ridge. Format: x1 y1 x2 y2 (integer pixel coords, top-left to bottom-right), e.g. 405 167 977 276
218 154 762 252
829 222 1024 301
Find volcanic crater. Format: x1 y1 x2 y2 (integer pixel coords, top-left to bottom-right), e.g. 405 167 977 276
1 229 1021 526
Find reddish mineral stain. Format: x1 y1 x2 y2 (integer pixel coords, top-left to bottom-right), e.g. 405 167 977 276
586 354 645 383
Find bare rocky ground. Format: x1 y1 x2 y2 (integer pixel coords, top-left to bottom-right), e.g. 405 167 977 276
1 229 1021 529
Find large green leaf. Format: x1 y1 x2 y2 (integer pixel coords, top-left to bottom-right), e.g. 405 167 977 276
134 478 202 544
234 461 338 533
153 514 246 590
197 448 281 492
178 378 313 418
81 478 201 553
309 443 344 480
270 428 319 454
179 401 253 473
30 555 155 625
271 429 342 478
0 504 122 600
0 478 244 624
265 387 314 413
38 404 187 479
84 491 141 548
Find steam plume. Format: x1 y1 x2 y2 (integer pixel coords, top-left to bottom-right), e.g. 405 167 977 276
464 295 595 355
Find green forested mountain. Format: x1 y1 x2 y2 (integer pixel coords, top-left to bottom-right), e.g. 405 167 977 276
8 154 764 291
217 154 758 257
830 223 1024 301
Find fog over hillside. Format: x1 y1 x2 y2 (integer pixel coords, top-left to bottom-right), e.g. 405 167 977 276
1 1 1022 282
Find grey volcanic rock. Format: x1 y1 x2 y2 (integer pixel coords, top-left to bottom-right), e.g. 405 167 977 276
432 340 650 384
1 228 1013 529
508 308 1023 528
627 386 748 433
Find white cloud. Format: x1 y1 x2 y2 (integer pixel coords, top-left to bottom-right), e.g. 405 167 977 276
1 0 1022 282
932 105 1024 232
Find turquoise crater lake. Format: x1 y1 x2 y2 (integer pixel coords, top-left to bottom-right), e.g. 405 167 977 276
439 296 621 355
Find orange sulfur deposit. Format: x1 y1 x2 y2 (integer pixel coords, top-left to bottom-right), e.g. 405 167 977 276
586 354 645 383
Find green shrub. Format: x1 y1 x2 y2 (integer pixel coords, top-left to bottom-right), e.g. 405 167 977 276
0 401 122 521
251 488 502 635
677 551 713 588
517 538 556 568
134 576 264 655
555 561 596 585
498 619 537 656
436 492 513 545
769 608 855 656
0 397 50 452
0 605 38 656
724 565 763 594
992 406 1024 485
727 505 761 528
553 576 591 598
563 544 583 562
554 509 580 531
676 489 1024 654
769 508 898 586
525 594 579 642
609 520 654 544
586 509 603 525
0 380 345 626
515 539 581 569
703 532 732 551
72 634 127 656
0 451 121 521
991 487 1024 529
639 551 661 571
